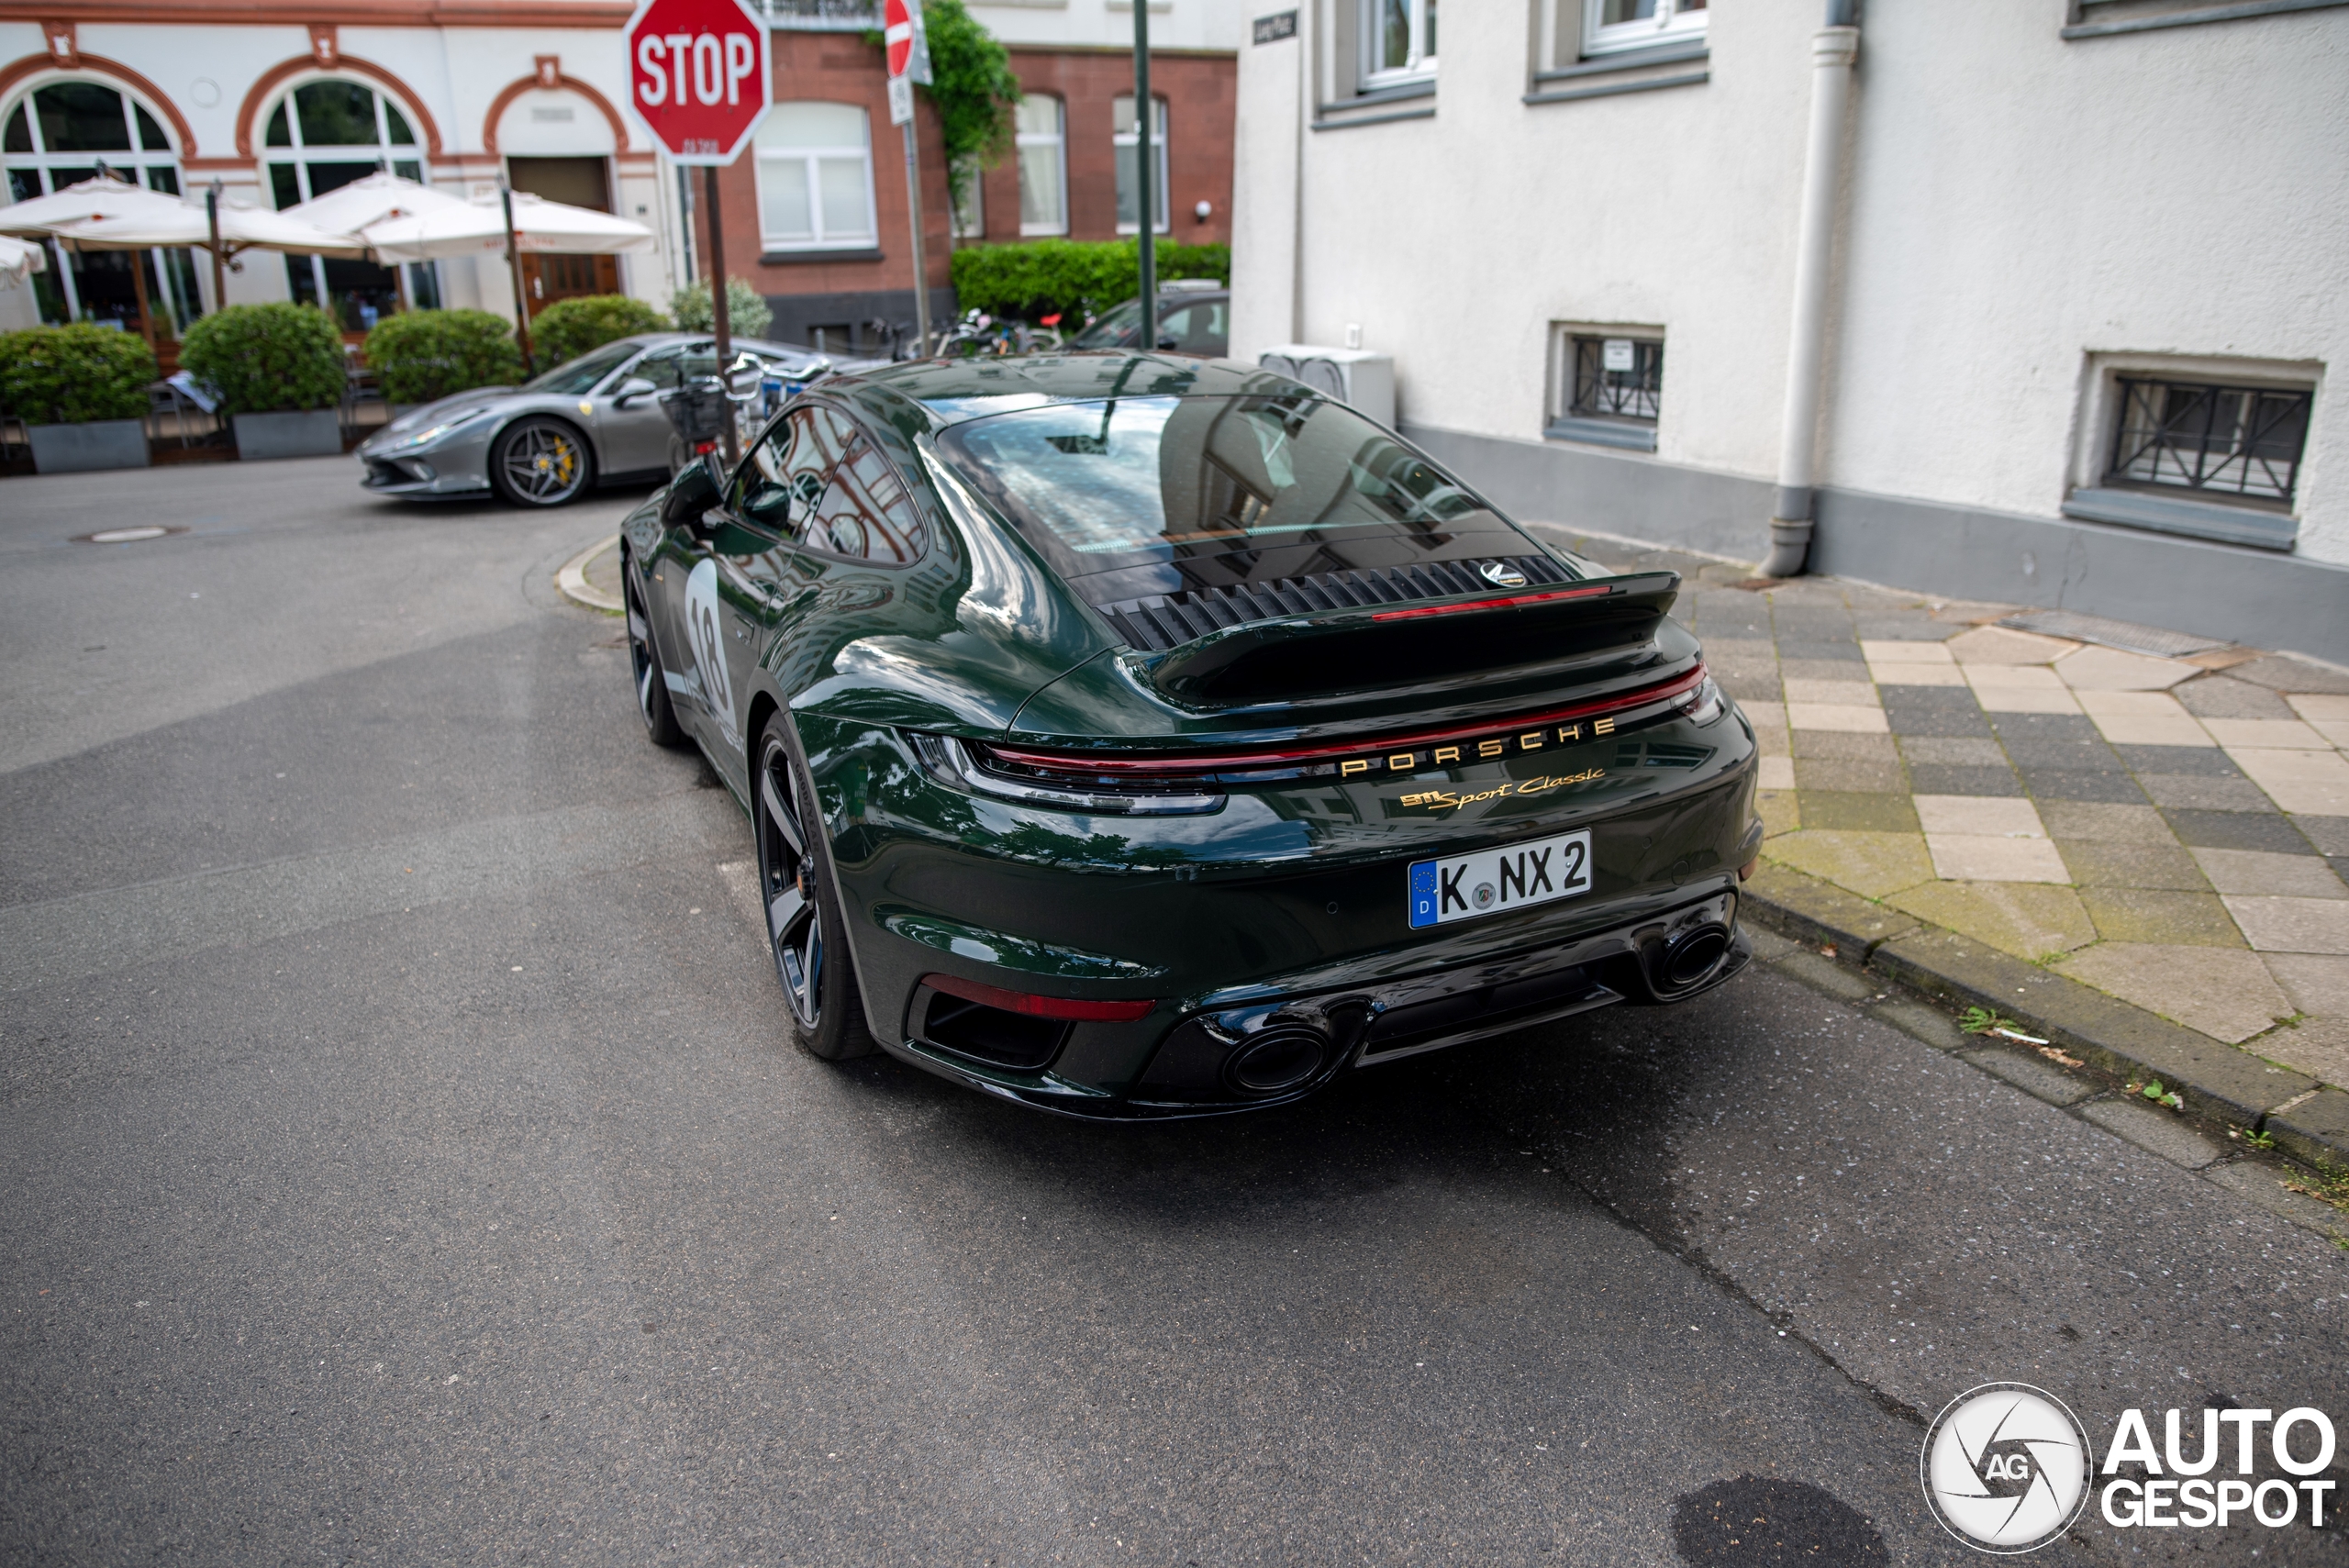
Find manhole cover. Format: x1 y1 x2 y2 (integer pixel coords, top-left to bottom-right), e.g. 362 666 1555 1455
73 526 184 545
1998 607 2230 660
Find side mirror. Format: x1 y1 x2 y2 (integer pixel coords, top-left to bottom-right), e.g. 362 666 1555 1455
660 459 719 529
612 375 658 408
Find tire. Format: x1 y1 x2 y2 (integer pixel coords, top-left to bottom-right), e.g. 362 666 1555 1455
623 562 686 749
489 417 595 506
753 718 876 1061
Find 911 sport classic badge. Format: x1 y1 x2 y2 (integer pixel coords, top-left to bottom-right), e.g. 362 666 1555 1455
1408 829 1592 928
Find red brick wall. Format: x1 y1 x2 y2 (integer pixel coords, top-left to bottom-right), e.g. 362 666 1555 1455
972 49 1234 247
695 29 955 299
697 35 1238 313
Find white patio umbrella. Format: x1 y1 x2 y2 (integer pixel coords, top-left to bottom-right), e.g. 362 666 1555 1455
359 190 657 262
0 234 47 285
40 189 365 257
277 171 467 239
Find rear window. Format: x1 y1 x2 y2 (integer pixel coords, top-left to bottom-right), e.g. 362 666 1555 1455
935 394 1507 574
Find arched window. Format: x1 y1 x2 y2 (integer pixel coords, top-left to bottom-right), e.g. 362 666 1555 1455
2 79 199 332
753 103 875 252
262 78 439 325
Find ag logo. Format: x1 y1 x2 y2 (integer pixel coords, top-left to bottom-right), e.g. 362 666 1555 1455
1922 1384 2094 1553
683 559 739 747
1479 561 1529 589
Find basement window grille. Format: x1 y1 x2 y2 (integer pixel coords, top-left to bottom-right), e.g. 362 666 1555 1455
2105 376 2311 507
1569 336 1664 424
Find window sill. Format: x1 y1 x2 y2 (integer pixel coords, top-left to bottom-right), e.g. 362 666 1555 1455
2063 0 2347 39
1527 38 1708 104
1315 77 1436 131
2061 485 2298 550
1545 417 1657 453
759 247 883 265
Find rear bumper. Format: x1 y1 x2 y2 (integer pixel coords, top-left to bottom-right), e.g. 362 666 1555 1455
878 884 1750 1120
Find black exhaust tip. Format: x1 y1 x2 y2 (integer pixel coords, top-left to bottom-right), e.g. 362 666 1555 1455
1661 925 1732 990
1223 1025 1331 1095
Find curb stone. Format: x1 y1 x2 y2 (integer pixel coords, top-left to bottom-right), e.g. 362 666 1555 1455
1740 862 2346 1173
558 534 623 614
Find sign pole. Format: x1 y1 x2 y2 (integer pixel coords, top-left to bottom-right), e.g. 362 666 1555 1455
705 162 737 467
901 115 930 358
1133 0 1154 352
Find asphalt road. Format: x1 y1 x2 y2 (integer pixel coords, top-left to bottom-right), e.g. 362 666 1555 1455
3 459 2345 1567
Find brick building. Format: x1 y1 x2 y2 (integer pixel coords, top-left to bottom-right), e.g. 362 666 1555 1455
721 0 1241 354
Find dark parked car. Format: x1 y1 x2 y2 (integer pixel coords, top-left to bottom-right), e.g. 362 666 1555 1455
1068 280 1229 357
618 351 1759 1118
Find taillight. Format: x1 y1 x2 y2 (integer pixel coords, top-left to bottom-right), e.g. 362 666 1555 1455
1675 675 1725 726
907 732 1225 816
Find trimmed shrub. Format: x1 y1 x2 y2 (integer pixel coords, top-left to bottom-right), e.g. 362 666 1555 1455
531 294 669 368
949 239 1230 324
669 277 774 339
179 304 346 415
362 309 526 406
0 324 157 424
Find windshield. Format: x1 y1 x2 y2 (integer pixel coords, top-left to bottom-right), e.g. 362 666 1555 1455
936 393 1536 599
521 340 640 395
1070 299 1143 349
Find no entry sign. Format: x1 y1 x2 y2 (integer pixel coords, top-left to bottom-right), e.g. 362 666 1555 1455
624 0 772 165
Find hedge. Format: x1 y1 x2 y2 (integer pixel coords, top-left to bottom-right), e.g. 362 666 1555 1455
0 325 157 424
362 309 525 406
180 304 346 416
670 278 774 340
949 239 1230 324
531 294 668 368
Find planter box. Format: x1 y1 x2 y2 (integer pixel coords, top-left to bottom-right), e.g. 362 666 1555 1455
232 408 343 462
28 419 150 473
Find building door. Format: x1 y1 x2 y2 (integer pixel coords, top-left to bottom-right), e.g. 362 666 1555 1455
507 156 618 308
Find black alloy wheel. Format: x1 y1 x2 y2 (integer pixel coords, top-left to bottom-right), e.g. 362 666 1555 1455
624 563 685 748
490 417 595 506
754 720 875 1061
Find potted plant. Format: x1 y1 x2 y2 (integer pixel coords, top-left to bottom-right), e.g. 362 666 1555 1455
362 309 524 411
179 303 349 461
0 324 158 473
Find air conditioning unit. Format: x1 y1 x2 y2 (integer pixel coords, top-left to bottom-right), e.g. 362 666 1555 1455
1257 344 1395 428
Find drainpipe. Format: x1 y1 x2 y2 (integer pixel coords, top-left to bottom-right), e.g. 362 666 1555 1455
1761 1 1861 580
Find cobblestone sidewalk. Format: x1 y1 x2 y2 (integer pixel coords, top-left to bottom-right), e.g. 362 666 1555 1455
1539 526 2349 1111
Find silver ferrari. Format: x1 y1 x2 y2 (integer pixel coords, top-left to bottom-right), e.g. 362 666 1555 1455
355 332 853 507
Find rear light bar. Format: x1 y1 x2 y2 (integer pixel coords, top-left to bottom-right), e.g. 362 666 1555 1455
1369 584 1615 621
985 663 1709 784
921 973 1157 1023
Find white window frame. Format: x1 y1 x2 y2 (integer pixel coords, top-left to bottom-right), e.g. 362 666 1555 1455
1361 0 1439 88
1582 0 1707 59
1015 95 1066 238
753 102 878 252
1112 94 1169 236
3 75 192 327
262 76 434 313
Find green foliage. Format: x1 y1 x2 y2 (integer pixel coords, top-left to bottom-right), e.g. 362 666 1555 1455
530 294 669 368
670 277 774 339
180 303 346 415
362 309 526 406
918 0 1021 226
0 324 156 424
949 239 1230 323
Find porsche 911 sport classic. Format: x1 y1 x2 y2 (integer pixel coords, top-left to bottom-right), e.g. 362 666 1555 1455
618 353 1761 1118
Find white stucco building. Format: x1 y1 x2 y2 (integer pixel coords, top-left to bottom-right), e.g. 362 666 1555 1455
1231 0 2349 661
0 2 688 339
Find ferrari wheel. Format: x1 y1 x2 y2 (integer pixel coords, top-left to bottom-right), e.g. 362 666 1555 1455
754 720 875 1061
490 417 594 506
624 562 685 748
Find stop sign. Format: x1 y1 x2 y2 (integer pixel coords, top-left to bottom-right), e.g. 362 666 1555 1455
623 0 771 165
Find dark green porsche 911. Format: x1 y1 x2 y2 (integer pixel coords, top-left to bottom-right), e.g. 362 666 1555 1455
618 352 1760 1118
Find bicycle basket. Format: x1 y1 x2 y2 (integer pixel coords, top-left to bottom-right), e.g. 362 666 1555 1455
659 377 729 443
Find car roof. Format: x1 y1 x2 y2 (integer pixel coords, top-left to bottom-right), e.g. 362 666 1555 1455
830 351 1303 430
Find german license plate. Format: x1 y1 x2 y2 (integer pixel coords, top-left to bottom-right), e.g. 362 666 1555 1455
1408 829 1592 929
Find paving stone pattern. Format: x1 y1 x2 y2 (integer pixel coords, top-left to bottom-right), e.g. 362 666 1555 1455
1546 529 2349 1096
